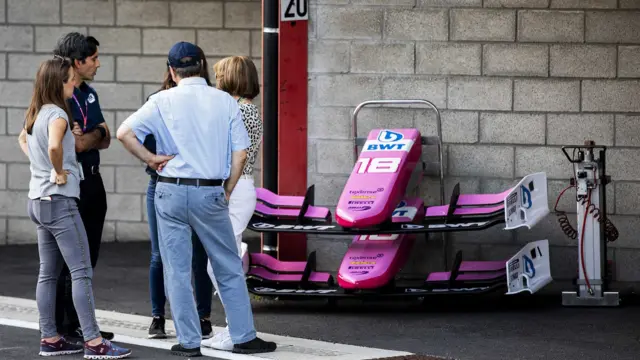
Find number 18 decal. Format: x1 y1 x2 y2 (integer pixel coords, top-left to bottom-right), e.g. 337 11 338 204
355 157 401 174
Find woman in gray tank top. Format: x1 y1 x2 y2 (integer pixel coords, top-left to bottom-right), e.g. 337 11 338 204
17 56 131 358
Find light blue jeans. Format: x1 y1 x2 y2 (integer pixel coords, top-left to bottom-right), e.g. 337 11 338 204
154 181 257 349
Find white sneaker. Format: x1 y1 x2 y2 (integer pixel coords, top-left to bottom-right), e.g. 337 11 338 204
201 328 233 351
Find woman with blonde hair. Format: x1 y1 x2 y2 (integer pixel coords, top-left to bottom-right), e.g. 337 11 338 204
202 55 263 352
18 56 131 358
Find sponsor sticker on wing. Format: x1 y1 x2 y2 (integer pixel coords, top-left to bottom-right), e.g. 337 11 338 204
362 129 414 152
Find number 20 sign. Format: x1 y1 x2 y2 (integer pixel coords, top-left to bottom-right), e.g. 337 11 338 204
281 0 308 21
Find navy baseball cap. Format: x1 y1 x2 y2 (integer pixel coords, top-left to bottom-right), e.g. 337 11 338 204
167 41 201 68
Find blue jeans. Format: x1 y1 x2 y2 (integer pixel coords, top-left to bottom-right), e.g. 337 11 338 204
147 176 213 319
154 182 256 349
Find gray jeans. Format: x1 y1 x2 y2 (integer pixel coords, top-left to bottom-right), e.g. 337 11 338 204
28 196 101 341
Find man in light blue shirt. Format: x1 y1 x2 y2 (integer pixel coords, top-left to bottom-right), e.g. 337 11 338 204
116 41 276 356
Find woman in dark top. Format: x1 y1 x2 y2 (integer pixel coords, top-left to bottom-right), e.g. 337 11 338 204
144 46 215 340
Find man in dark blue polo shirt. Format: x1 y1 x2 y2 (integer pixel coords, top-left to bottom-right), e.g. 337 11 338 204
52 32 113 343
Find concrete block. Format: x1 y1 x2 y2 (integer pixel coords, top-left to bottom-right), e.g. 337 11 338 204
62 0 114 25
170 1 223 28
0 81 33 108
619 46 640 78
0 190 28 217
425 111 478 144
616 249 640 281
615 115 640 147
586 11 640 44
384 9 447 41
90 55 114 82
419 0 481 6
0 135 29 163
547 114 614 146
0 0 5 23
251 31 261 57
307 142 317 174
88 27 141 54
606 216 640 248
514 79 580 112
0 54 5 80
117 0 168 27
518 10 584 43
451 9 516 42
448 77 512 111
485 0 548 7
100 165 115 193
8 54 50 80
582 80 640 112
0 26 33 51
8 0 59 24
317 7 383 40
418 176 471 205
0 217 5 245
546 178 613 215
307 174 349 206
550 45 616 78
615 183 640 215
309 40 350 73
308 107 351 139
116 56 167 83
620 0 640 7
350 42 414 74
116 222 149 242
479 113 545 145
351 0 413 5
355 108 416 137
316 140 356 174
307 237 350 272
515 146 570 179
106 193 142 221
100 139 146 166
143 29 195 55
316 75 382 106
382 77 447 109
197 30 251 57
0 164 5 189
416 43 481 76
609 149 640 181
551 0 616 7
115 111 134 131
225 2 261 29
0 108 5 135
6 108 24 135
144 84 162 101
90 83 142 110
483 44 548 77
7 163 29 190
115 166 149 194
448 145 514 178
102 221 116 243
35 26 86 52
7 219 37 245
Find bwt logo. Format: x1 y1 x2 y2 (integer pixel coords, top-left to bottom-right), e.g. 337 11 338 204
366 143 407 151
378 130 404 142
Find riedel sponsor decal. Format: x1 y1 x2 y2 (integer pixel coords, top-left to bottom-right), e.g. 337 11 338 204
427 221 489 229
253 287 337 294
251 222 336 231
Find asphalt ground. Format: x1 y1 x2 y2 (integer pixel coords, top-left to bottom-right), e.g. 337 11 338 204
0 325 217 360
2 241 640 360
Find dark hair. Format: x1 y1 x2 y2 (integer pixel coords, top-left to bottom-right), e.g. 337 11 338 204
213 56 260 100
160 46 211 92
25 57 73 134
53 32 99 67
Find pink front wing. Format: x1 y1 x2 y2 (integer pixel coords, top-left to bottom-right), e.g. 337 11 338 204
336 129 422 228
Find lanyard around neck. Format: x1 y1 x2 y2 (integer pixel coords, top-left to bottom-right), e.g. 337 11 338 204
72 94 88 131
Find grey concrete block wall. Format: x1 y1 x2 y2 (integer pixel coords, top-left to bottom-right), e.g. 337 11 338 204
0 0 263 244
309 1 640 283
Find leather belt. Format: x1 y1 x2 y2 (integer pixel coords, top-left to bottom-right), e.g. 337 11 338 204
157 176 223 187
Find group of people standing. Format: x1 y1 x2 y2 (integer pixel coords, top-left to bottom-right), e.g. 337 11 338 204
19 31 273 359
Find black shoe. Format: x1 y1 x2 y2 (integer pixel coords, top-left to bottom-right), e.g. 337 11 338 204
200 318 212 339
148 316 167 339
170 344 202 357
65 327 114 344
232 337 277 354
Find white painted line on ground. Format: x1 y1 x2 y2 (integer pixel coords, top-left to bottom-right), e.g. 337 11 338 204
0 295 414 360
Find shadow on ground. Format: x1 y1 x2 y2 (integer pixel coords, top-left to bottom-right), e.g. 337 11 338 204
2 241 640 360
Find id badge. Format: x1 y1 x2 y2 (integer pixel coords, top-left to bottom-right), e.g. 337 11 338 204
78 161 85 181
